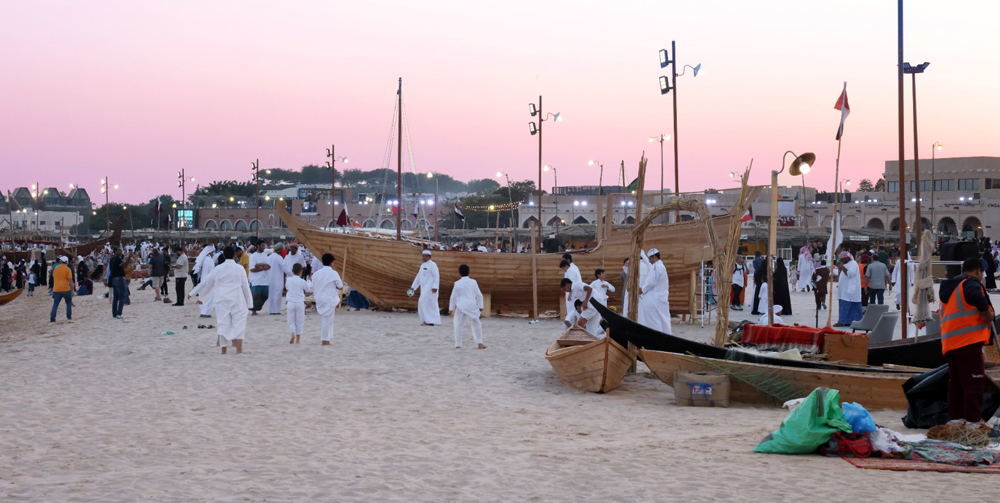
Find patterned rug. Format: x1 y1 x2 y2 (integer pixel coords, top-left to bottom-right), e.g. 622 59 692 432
844 456 1000 474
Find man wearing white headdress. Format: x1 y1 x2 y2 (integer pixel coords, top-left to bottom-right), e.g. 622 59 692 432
638 247 672 333
195 244 216 317
192 243 214 287
796 245 815 291
410 249 441 326
266 243 286 315
623 251 651 318
189 245 252 355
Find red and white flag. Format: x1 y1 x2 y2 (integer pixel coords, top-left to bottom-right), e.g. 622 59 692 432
834 82 850 141
154 197 162 215
740 206 753 223
454 203 465 221
336 208 349 227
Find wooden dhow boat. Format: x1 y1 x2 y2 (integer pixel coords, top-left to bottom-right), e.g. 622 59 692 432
638 349 922 409
0 288 24 307
276 200 732 314
545 325 635 393
5 214 124 263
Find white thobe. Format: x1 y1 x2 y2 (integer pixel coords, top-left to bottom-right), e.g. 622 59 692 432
624 251 651 318
638 259 672 334
796 252 815 290
837 260 862 302
449 276 484 347
190 260 252 345
266 252 285 314
284 251 306 277
589 279 616 307
197 254 216 316
410 260 442 325
756 282 785 324
891 253 914 306
565 281 601 337
563 263 583 316
248 252 269 287
313 267 344 342
285 276 312 334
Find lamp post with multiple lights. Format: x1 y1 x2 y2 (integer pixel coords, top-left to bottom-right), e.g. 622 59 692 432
325 145 348 206
903 61 929 233
658 42 700 221
177 169 194 245
251 160 270 239
587 160 604 198
496 171 516 236
529 97 561 249
768 151 815 326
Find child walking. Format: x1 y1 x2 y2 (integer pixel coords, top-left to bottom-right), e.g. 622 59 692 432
27 270 37 297
284 263 312 344
449 264 486 349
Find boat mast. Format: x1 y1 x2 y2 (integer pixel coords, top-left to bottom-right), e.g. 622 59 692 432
396 78 403 241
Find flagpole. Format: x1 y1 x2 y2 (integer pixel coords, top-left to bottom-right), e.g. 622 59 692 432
826 138 842 328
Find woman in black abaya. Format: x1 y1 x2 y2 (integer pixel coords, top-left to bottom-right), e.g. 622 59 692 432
773 257 793 315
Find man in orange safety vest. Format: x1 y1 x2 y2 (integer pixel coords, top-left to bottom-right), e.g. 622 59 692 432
939 258 995 422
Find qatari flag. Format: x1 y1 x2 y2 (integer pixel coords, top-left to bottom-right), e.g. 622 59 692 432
834 82 850 141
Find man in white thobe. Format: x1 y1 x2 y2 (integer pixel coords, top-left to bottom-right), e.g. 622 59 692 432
560 254 583 318
638 248 672 334
266 243 286 315
312 252 344 345
196 245 216 317
562 278 601 337
283 244 306 278
450 264 485 349
248 243 270 315
189 246 252 355
410 249 441 326
835 251 864 326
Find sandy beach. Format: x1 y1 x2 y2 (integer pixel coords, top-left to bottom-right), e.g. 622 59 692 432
0 286 994 502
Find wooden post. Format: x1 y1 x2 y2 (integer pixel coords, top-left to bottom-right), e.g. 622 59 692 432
530 221 538 319
624 155 648 373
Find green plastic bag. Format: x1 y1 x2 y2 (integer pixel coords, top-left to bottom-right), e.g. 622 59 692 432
754 387 853 454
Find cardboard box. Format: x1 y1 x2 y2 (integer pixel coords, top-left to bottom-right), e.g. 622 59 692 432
823 332 869 365
673 371 730 407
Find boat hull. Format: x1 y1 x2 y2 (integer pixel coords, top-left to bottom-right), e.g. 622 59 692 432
640 349 917 409
277 201 730 314
546 335 635 393
0 288 24 306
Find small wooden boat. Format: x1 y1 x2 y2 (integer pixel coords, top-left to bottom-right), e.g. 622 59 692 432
593 301 915 374
545 325 636 393
0 288 24 306
639 349 920 409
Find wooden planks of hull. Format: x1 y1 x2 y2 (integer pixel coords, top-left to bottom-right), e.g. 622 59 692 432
546 335 635 393
277 201 730 314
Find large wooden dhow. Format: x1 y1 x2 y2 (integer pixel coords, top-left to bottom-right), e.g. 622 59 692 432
0 288 24 307
545 325 635 393
276 200 731 314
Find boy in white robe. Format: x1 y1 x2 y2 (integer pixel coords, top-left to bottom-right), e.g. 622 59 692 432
410 250 442 326
589 268 616 307
564 299 587 329
449 264 486 349
561 278 601 337
285 263 312 344
266 243 286 315
638 248 672 334
312 253 344 345
189 246 252 355
560 257 583 317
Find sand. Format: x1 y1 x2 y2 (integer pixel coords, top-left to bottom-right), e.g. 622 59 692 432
0 284 994 502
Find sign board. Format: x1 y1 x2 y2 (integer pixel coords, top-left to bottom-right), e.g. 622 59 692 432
847 235 869 242
176 209 194 229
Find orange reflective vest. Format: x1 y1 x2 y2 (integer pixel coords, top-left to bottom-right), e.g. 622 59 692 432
940 278 993 355
860 263 868 289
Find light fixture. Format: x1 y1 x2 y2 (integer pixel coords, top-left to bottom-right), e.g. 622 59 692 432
692 63 702 77
543 165 550 172
788 153 816 176
529 103 537 116
960 197 966 201
573 201 579 206
659 76 671 95
620 201 626 207
528 122 537 135
69 184 75 188
427 172 433 179
581 201 587 206
528 201 535 206
496 171 503 178
659 49 670 68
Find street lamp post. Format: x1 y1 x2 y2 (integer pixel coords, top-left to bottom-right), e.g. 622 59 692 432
99 177 119 237
931 142 943 234
529 97 561 250
659 42 700 221
177 169 194 246
496 171 516 237
649 134 671 207
768 151 815 326
250 160 269 240
587 160 604 199
903 62 929 234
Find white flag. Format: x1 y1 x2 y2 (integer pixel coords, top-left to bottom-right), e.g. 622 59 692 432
827 216 844 258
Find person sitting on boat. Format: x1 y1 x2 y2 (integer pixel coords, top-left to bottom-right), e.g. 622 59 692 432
638 248 672 334
561 278 600 337
939 258 995 423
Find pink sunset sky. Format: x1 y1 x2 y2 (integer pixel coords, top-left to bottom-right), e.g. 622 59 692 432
2 0 999 204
